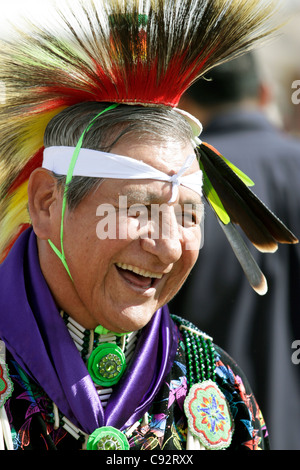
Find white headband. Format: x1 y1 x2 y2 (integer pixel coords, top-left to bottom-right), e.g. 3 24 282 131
43 146 203 202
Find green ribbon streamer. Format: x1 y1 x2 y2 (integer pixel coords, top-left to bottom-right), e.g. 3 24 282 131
48 103 119 281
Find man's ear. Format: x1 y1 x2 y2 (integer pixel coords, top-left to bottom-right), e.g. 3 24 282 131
27 169 62 240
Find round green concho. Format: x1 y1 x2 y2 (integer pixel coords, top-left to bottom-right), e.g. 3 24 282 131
87 343 126 387
87 426 130 450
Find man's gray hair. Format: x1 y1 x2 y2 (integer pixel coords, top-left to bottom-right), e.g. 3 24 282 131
44 102 194 210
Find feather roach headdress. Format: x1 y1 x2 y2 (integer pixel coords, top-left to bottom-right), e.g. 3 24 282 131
0 0 297 293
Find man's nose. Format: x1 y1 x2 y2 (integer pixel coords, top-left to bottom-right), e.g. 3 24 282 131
140 206 182 264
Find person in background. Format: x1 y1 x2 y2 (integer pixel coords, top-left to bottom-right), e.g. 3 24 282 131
170 52 300 450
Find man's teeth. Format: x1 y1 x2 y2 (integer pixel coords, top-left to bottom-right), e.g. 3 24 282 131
116 263 163 279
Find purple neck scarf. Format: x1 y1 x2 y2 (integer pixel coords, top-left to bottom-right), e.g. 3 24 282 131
0 228 179 434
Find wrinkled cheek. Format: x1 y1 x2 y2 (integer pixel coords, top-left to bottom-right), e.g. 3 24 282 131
162 274 187 305
164 252 200 304
121 217 141 240
176 236 201 289
182 226 202 255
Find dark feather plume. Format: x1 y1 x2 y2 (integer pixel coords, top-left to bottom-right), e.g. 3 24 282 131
217 220 268 295
198 143 298 253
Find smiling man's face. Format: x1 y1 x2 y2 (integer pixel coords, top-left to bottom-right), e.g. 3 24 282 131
37 137 203 333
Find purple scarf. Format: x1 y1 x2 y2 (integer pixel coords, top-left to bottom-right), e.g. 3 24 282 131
0 228 179 434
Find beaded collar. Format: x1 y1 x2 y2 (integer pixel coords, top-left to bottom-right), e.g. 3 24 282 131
50 312 140 444
62 312 138 370
49 313 233 450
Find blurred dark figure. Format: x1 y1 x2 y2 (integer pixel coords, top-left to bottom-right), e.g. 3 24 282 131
169 53 300 450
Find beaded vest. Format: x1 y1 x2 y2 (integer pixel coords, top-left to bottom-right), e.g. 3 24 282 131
51 313 233 450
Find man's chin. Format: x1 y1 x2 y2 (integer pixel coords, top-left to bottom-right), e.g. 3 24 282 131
102 306 158 333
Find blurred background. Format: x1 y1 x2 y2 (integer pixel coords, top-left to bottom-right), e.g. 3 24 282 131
255 0 300 136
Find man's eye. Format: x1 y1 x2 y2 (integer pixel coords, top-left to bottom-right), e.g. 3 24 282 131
176 206 203 227
182 212 197 227
127 204 150 219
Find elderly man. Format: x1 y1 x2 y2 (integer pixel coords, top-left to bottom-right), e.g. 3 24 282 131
0 0 296 451
32 104 203 335
0 100 267 451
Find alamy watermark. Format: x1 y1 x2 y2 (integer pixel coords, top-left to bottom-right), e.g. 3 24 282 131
291 340 300 365
95 196 203 250
290 82 300 365
291 80 300 105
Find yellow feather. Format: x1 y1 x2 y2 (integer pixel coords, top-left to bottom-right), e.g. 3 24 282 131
0 107 66 254
0 181 31 254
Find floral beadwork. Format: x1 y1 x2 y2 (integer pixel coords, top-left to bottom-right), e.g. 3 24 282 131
3 322 269 450
0 364 13 408
184 380 234 450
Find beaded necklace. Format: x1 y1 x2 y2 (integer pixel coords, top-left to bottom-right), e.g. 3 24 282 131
171 315 216 386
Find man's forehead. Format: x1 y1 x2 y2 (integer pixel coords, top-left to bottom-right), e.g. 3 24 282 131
111 140 198 176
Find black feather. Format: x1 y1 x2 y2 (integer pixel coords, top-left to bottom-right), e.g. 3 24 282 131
198 143 298 253
217 219 268 295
